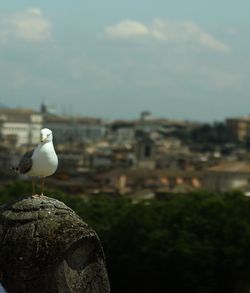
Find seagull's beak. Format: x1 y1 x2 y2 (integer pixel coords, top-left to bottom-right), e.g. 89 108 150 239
40 134 47 142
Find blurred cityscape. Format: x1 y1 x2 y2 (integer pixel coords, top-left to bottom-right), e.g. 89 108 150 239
1 103 250 198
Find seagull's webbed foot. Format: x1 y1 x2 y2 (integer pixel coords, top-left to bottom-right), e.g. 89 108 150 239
31 194 40 199
30 178 46 197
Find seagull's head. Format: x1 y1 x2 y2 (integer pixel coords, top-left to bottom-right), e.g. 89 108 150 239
40 128 53 143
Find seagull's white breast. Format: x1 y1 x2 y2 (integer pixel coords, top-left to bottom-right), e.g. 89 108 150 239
28 142 58 177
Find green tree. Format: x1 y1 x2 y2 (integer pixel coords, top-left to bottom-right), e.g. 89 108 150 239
1 183 250 292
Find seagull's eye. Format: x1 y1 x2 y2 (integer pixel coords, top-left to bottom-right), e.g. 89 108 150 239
47 133 51 137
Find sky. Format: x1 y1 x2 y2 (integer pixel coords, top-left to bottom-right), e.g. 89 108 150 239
0 1 249 122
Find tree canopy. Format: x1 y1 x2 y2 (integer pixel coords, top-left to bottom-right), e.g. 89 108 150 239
1 182 250 293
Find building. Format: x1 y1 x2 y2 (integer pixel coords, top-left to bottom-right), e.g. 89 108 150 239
43 114 107 145
226 116 250 141
0 108 43 147
135 134 156 169
204 161 250 192
109 120 136 143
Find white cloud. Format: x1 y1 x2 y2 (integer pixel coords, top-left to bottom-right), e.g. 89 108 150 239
199 32 229 52
26 8 42 16
104 19 231 53
0 7 52 43
105 20 149 38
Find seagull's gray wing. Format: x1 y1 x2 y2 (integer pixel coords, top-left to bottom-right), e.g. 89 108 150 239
18 149 34 174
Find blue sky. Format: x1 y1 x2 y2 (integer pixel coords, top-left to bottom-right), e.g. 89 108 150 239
0 1 249 121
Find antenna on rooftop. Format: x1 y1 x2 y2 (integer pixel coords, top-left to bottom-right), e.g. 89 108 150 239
40 99 56 115
40 98 48 114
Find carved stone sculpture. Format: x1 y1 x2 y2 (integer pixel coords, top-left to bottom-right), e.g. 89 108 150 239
0 196 110 293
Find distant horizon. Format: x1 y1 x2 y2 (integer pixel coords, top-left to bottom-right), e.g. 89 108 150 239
0 102 248 124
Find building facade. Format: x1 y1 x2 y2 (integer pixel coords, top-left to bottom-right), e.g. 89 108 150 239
0 109 43 147
43 115 107 144
226 117 250 141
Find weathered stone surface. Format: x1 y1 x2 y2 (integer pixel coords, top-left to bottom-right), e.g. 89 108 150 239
0 195 110 293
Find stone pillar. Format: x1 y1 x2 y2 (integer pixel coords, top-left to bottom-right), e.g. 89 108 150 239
0 196 110 293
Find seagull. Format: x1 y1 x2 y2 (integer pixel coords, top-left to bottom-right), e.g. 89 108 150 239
16 128 58 196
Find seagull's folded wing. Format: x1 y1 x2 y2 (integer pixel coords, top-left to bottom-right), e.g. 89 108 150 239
18 149 34 174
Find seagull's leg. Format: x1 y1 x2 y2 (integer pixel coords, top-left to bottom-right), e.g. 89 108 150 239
31 178 39 198
41 177 45 196
32 177 36 195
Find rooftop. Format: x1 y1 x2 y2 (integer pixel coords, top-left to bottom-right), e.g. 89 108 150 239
44 114 104 125
0 108 42 123
208 161 250 173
